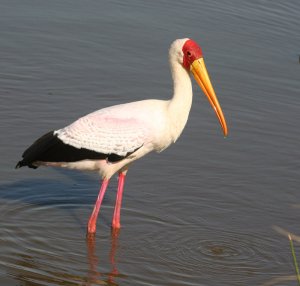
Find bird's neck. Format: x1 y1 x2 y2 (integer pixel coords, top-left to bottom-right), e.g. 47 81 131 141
167 61 193 142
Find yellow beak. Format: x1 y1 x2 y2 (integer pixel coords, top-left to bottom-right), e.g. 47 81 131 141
191 58 228 137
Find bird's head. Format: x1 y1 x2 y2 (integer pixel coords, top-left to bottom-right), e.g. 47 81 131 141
170 38 228 137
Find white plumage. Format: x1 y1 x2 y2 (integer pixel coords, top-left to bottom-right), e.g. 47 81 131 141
54 102 150 156
53 99 175 176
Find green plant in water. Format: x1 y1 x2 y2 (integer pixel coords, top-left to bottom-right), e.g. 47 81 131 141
289 234 300 286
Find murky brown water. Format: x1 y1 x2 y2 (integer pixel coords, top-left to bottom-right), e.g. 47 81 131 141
0 0 300 285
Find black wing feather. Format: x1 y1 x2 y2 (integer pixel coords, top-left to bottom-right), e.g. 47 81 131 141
16 131 140 169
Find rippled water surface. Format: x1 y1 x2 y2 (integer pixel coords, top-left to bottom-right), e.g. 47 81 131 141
1 0 300 285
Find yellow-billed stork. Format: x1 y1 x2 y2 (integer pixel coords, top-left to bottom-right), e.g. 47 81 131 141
16 38 228 235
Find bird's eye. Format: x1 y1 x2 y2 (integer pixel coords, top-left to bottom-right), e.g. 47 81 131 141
187 51 192 57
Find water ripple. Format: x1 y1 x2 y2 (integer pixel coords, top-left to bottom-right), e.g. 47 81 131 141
121 219 288 284
0 192 123 285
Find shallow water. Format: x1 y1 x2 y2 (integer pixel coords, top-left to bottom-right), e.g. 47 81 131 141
0 0 300 285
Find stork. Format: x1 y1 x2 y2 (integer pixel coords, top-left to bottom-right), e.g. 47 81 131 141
16 38 228 235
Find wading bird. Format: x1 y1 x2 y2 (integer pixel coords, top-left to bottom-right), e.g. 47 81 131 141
16 38 228 235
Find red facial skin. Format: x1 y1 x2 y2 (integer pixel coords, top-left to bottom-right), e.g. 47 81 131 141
182 39 203 70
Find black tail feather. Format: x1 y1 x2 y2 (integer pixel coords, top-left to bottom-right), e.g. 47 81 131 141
15 131 141 169
16 131 57 168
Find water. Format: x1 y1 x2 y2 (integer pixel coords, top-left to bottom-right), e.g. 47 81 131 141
0 0 299 285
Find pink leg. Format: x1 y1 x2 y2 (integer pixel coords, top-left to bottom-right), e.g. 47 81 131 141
87 179 110 235
112 172 126 229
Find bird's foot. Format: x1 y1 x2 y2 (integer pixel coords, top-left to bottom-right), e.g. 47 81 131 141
111 220 121 231
111 219 121 230
86 231 96 243
111 225 121 237
87 221 97 237
86 228 96 237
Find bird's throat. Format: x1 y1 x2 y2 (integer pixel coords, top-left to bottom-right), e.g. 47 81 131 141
167 62 193 141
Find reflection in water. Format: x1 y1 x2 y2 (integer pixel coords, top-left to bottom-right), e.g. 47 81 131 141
86 235 100 285
85 230 121 286
4 233 122 286
109 229 121 284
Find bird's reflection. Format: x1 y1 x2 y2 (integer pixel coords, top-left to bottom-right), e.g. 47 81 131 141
108 229 121 283
85 235 100 284
6 231 123 286
85 229 121 286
